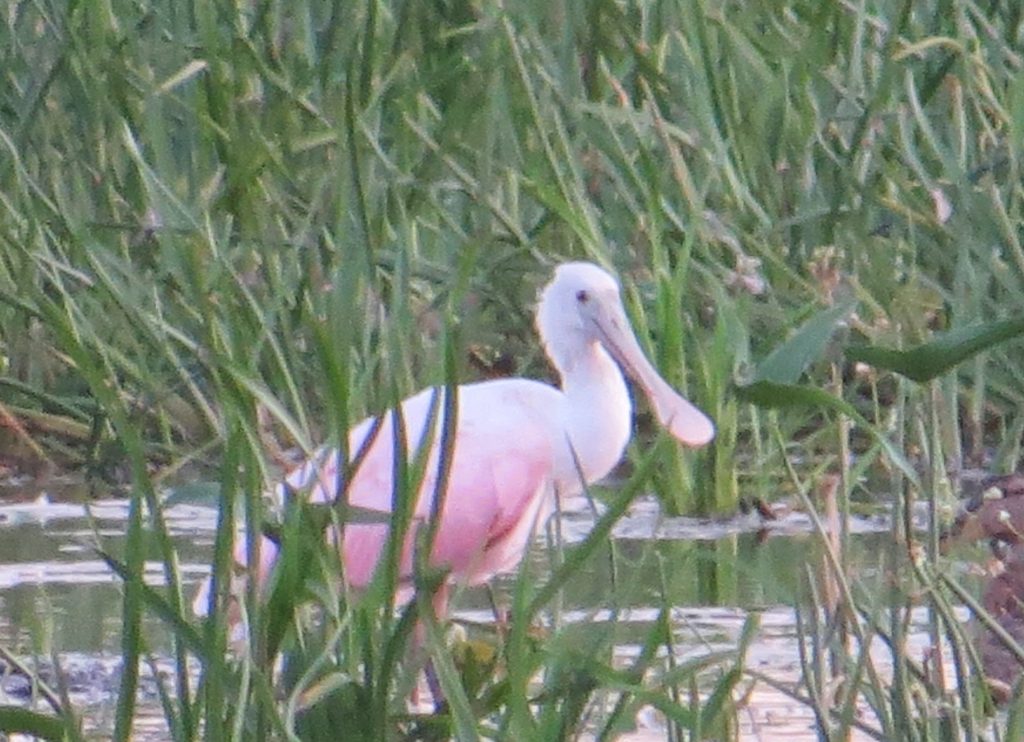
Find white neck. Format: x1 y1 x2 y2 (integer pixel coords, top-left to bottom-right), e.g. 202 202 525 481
555 342 633 491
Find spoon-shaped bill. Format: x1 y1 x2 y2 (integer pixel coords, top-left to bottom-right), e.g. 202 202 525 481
590 300 715 447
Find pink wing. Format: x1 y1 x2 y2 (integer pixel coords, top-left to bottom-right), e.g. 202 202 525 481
195 380 563 619
282 381 560 590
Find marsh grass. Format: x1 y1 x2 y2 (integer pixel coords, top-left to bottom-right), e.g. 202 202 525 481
3 0 1024 738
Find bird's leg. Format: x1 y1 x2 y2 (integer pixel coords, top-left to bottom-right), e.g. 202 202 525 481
487 585 511 639
429 582 452 714
410 582 452 713
424 659 446 714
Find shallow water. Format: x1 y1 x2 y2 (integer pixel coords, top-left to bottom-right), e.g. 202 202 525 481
0 492 215 657
0 483 982 740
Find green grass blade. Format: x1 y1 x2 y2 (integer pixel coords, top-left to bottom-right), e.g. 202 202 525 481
749 299 857 385
0 706 69 741
848 316 1024 383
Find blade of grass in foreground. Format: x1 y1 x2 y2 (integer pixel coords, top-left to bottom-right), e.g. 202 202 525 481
527 435 670 616
499 435 709 738
417 591 480 741
847 316 1024 383
26 287 151 740
0 706 70 741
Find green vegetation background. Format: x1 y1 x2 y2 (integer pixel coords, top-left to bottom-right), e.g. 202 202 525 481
3 1 1024 739
6 0 1023 501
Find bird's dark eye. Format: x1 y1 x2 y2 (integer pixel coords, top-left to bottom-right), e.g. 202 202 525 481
576 290 589 303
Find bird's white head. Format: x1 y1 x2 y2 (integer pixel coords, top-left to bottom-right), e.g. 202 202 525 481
537 262 621 369
537 262 715 447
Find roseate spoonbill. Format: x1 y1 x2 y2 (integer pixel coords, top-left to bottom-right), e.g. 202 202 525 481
195 262 713 619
